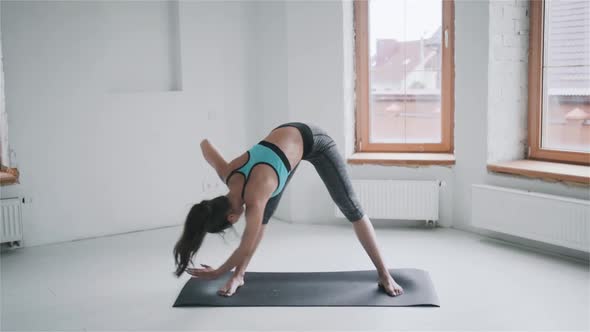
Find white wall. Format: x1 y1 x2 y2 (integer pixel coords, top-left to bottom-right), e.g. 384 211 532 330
283 1 353 224
0 3 8 166
0 1 252 247
246 1 292 220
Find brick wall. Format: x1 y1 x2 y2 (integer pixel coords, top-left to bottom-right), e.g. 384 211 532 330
487 0 530 162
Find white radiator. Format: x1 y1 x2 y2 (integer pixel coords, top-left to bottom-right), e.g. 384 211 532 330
1 197 23 245
336 180 440 222
472 185 590 252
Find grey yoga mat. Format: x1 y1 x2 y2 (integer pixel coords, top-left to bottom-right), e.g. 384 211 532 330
173 268 439 307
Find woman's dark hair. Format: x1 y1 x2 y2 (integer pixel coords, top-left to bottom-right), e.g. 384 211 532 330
173 195 233 277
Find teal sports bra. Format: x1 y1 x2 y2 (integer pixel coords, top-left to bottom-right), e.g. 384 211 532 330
225 141 292 198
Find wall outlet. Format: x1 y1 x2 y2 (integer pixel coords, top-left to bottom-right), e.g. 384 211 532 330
202 178 222 194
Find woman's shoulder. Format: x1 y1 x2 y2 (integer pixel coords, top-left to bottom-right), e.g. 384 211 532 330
224 152 250 181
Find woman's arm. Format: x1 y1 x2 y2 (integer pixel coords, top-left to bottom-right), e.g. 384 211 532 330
200 139 229 182
232 225 266 278
216 225 266 296
213 202 264 276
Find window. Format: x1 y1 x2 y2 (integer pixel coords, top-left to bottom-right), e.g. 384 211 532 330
528 0 590 165
354 0 454 153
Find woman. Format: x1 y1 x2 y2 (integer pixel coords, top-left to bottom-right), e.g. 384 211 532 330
173 122 404 297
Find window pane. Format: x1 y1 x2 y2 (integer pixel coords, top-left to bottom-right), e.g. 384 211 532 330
368 0 442 144
541 0 590 153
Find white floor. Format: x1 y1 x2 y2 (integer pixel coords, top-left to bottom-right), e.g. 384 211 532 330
1 220 589 331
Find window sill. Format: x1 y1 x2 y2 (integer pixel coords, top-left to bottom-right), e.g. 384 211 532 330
0 168 19 186
0 172 18 186
348 153 455 166
487 160 590 185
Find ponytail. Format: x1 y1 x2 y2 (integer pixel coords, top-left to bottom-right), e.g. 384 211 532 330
173 196 233 277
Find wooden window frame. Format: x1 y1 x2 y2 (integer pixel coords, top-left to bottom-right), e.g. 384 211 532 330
354 0 455 153
528 0 590 166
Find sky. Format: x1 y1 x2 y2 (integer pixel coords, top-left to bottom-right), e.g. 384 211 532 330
369 0 442 56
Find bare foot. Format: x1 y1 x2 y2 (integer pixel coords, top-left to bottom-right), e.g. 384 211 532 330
217 276 245 297
378 273 404 297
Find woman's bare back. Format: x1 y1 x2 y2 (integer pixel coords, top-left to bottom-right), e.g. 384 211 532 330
225 126 305 203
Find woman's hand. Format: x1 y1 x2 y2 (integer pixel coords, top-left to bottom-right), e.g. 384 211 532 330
199 139 230 182
217 276 245 297
186 264 220 280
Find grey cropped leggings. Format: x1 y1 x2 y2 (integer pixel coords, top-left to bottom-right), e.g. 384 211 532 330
262 123 365 224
